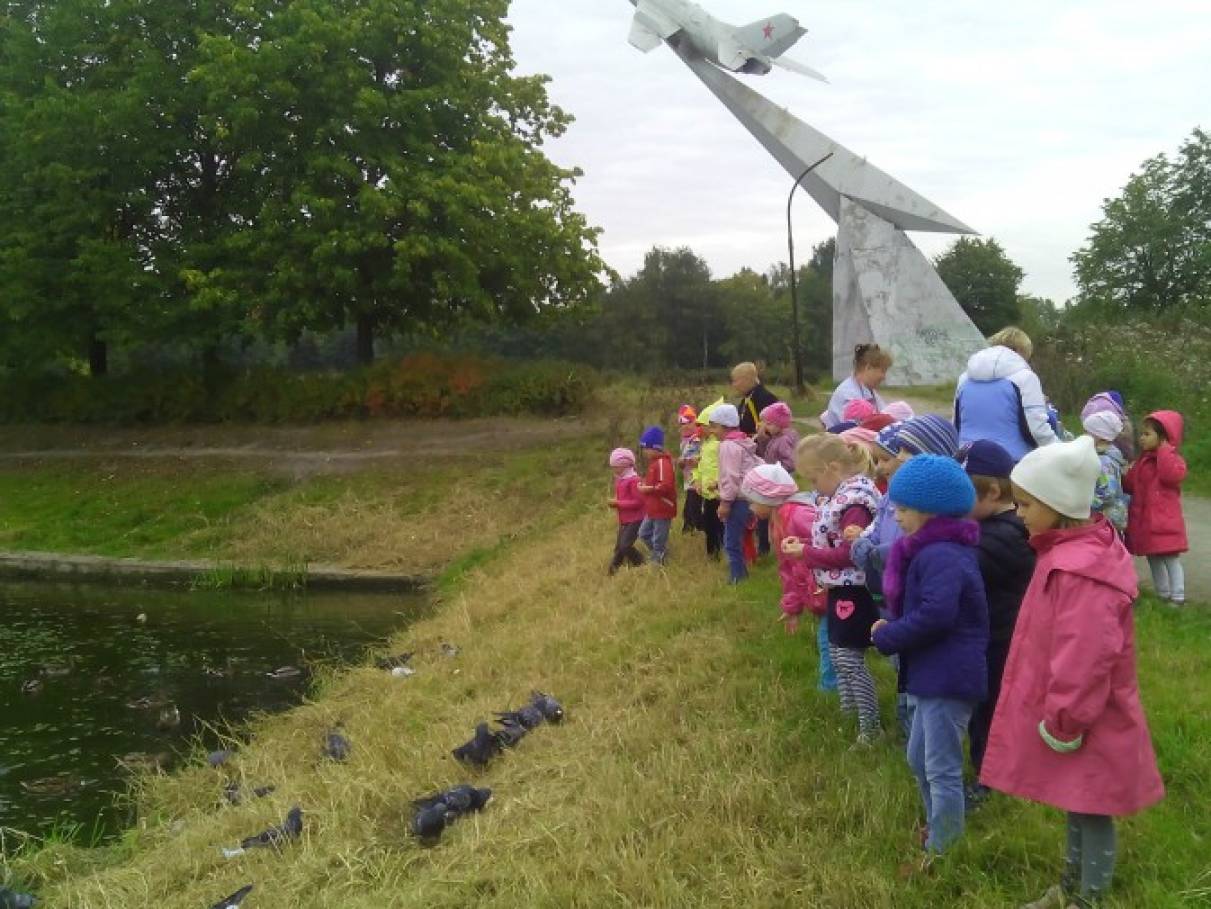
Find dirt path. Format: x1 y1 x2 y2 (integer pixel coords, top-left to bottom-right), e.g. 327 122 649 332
0 417 589 476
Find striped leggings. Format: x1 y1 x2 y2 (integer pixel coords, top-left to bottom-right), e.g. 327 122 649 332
828 645 880 736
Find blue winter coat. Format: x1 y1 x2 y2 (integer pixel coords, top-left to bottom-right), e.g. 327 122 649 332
872 541 989 702
849 494 903 596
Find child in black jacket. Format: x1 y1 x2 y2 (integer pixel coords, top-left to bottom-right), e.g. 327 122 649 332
961 441 1036 796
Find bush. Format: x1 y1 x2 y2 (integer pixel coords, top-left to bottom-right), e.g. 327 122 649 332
0 355 596 424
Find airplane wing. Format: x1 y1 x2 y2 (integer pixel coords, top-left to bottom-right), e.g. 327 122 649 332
772 56 829 83
735 14 806 57
628 17 663 53
634 0 681 40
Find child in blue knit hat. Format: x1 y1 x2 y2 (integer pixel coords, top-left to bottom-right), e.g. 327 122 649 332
637 426 677 565
871 454 990 857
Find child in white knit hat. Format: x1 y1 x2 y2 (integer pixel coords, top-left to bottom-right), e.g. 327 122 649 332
1081 411 1129 535
980 437 1164 909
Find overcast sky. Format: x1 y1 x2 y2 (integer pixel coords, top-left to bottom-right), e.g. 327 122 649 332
507 0 1210 303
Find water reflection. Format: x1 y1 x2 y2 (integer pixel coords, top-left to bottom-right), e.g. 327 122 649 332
0 580 427 839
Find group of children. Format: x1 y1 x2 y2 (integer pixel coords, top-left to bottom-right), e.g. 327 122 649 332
606 370 1188 908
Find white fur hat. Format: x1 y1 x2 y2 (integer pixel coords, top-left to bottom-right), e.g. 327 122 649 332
1010 435 1102 520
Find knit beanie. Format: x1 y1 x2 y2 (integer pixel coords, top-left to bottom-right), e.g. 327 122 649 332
709 403 740 428
889 454 977 517
839 427 879 447
874 424 903 457
896 414 960 458
639 426 665 450
1080 391 1126 422
609 448 636 469
861 413 895 433
741 464 799 506
843 399 877 422
884 401 915 422
677 404 698 425
1081 411 1124 443
959 440 1015 479
760 401 793 429
1010 436 1101 520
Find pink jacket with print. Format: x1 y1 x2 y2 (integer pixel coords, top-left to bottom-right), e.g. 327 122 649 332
979 518 1164 816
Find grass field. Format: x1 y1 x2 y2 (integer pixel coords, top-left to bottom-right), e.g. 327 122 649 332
3 428 1208 907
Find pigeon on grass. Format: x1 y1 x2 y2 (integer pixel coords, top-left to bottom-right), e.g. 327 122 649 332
208 884 253 908
452 723 502 768
239 806 303 850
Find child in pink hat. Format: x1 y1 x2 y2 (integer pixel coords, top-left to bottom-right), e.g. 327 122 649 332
607 448 644 575
756 402 800 473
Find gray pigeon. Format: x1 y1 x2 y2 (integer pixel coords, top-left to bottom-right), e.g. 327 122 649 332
495 704 544 730
208 884 253 908
223 783 276 806
207 749 235 768
529 691 565 723
452 723 502 768
412 785 491 818
493 721 527 749
240 806 302 849
0 887 35 909
410 804 447 841
322 730 351 762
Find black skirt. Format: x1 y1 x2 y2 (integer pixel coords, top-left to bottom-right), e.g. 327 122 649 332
827 584 879 650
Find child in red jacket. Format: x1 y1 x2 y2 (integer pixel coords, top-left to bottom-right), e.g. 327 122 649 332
607 448 645 575
637 427 677 565
1124 410 1188 605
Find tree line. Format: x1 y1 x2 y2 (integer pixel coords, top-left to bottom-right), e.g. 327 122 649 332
0 0 1206 380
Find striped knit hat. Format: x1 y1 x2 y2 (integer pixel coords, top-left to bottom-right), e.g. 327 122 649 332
896 415 960 458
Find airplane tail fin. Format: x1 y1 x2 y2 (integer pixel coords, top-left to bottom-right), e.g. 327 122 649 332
736 14 806 57
772 55 829 84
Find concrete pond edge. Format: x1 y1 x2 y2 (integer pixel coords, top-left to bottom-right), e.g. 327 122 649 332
0 550 426 593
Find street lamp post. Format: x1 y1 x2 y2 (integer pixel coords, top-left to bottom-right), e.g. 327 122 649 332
787 152 834 392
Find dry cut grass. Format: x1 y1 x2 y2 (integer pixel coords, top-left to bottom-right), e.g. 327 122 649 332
10 497 1210 908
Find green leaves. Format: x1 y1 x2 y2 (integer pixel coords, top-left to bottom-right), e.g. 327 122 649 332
0 0 605 370
934 237 1025 336
1071 127 1211 312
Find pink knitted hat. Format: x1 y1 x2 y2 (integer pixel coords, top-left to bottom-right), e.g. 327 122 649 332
760 401 793 429
741 464 799 506
884 401 915 422
840 427 880 447
843 399 877 422
608 448 636 468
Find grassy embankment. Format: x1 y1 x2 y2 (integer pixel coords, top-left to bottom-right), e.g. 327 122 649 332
0 385 1208 907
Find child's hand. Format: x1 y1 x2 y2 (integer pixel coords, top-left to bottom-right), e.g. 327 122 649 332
718 502 731 521
781 537 805 558
638 484 653 493
607 498 618 509
843 525 863 543
782 614 800 635
870 619 887 641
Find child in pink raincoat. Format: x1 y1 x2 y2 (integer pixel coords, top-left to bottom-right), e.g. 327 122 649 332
981 436 1164 909
607 448 645 575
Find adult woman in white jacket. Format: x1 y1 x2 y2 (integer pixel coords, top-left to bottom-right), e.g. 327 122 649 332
954 327 1057 463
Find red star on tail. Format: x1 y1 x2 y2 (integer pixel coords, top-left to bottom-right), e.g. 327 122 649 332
763 22 775 40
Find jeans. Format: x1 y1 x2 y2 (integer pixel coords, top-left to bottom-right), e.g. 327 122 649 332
638 517 671 564
906 695 974 852
1147 555 1185 603
817 615 837 692
722 499 751 583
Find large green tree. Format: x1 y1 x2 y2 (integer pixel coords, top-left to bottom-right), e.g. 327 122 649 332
1071 128 1211 311
183 0 604 363
935 237 1025 335
0 0 605 371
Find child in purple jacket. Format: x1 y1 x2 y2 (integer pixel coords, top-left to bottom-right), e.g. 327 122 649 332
756 402 800 472
607 447 645 575
872 455 989 856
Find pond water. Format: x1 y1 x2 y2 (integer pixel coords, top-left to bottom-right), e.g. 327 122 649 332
0 580 428 840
